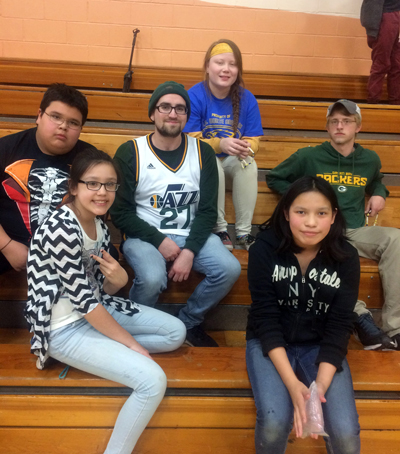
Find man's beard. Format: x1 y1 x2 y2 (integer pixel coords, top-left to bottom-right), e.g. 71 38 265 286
156 122 182 138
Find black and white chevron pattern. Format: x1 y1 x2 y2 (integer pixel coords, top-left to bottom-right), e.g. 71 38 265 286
25 205 139 369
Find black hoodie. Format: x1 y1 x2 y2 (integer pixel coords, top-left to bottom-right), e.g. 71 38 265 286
246 229 360 370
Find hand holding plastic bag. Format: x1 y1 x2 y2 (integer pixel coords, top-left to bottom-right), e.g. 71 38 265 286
302 381 329 438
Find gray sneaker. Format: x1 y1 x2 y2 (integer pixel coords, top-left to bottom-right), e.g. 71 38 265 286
236 234 256 251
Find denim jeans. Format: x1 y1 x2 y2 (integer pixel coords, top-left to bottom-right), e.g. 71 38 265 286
122 233 241 329
48 304 186 454
246 339 360 454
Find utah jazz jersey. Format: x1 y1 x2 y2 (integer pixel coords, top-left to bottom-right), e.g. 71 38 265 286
134 135 202 236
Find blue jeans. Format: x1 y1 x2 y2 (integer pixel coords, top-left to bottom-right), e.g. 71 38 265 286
48 305 186 454
246 339 360 454
122 233 241 329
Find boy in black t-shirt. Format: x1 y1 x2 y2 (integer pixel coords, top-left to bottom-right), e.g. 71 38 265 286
0 83 94 274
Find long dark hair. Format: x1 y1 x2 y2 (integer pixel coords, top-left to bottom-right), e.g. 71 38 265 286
203 39 244 136
62 148 120 206
261 176 350 261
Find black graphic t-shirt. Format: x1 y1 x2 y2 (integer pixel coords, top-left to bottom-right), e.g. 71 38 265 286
0 128 94 244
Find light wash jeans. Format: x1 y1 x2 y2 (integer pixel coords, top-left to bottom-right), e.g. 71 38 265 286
246 339 360 454
48 304 186 454
122 233 241 329
215 155 258 237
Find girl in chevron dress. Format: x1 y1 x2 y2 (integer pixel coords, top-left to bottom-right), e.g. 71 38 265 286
25 148 186 454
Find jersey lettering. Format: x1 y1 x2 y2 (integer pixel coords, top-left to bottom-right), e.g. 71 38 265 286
316 172 367 187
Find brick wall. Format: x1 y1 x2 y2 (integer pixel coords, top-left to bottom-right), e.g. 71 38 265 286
0 0 371 75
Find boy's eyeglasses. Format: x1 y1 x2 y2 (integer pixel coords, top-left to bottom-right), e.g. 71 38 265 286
327 119 357 127
44 111 82 130
79 180 120 192
155 104 188 115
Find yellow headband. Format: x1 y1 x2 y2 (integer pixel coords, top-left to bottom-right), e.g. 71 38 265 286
210 43 234 58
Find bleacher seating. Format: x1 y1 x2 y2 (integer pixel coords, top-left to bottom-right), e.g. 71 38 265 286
1 59 400 454
2 84 400 133
1 329 400 454
0 58 380 100
1 122 397 315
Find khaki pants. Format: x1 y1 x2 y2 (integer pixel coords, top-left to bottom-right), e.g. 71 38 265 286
347 226 400 336
215 155 258 237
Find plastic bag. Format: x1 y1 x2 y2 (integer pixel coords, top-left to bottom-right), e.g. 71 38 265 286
301 381 329 438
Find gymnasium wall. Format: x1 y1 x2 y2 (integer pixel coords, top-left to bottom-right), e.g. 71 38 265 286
0 0 371 75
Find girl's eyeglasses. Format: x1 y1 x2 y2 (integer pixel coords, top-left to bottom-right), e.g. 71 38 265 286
78 180 120 192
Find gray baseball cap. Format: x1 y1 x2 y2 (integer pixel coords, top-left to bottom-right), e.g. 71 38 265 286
326 99 361 120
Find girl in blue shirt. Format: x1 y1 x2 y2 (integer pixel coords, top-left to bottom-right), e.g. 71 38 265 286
184 39 263 251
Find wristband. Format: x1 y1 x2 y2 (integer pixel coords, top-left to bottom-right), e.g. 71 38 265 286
0 238 12 252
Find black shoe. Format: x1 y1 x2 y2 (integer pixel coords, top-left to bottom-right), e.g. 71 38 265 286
185 326 219 347
354 313 396 350
215 231 233 252
390 333 400 351
236 234 256 251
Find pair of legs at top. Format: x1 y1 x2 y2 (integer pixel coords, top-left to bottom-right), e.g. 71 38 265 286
48 304 186 454
122 233 241 347
214 155 258 251
367 10 400 104
246 339 361 454
348 226 400 350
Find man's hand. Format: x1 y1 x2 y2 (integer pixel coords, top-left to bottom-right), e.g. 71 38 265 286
92 249 128 293
2 240 29 271
220 137 251 159
365 195 386 217
158 237 181 262
168 249 194 282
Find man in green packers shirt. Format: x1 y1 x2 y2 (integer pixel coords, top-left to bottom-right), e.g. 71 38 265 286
110 81 241 347
267 99 399 351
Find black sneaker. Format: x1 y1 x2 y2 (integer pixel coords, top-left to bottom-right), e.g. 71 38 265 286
390 333 400 351
215 231 233 252
354 313 396 350
185 326 219 347
236 234 256 251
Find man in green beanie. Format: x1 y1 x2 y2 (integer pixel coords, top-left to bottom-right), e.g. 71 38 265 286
111 81 241 347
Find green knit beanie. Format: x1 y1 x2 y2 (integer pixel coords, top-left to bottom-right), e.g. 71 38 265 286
148 81 191 120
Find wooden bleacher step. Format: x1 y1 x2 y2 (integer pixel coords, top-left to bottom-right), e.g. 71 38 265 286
1 84 400 133
1 330 400 454
0 58 381 100
0 249 385 311
2 123 400 174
